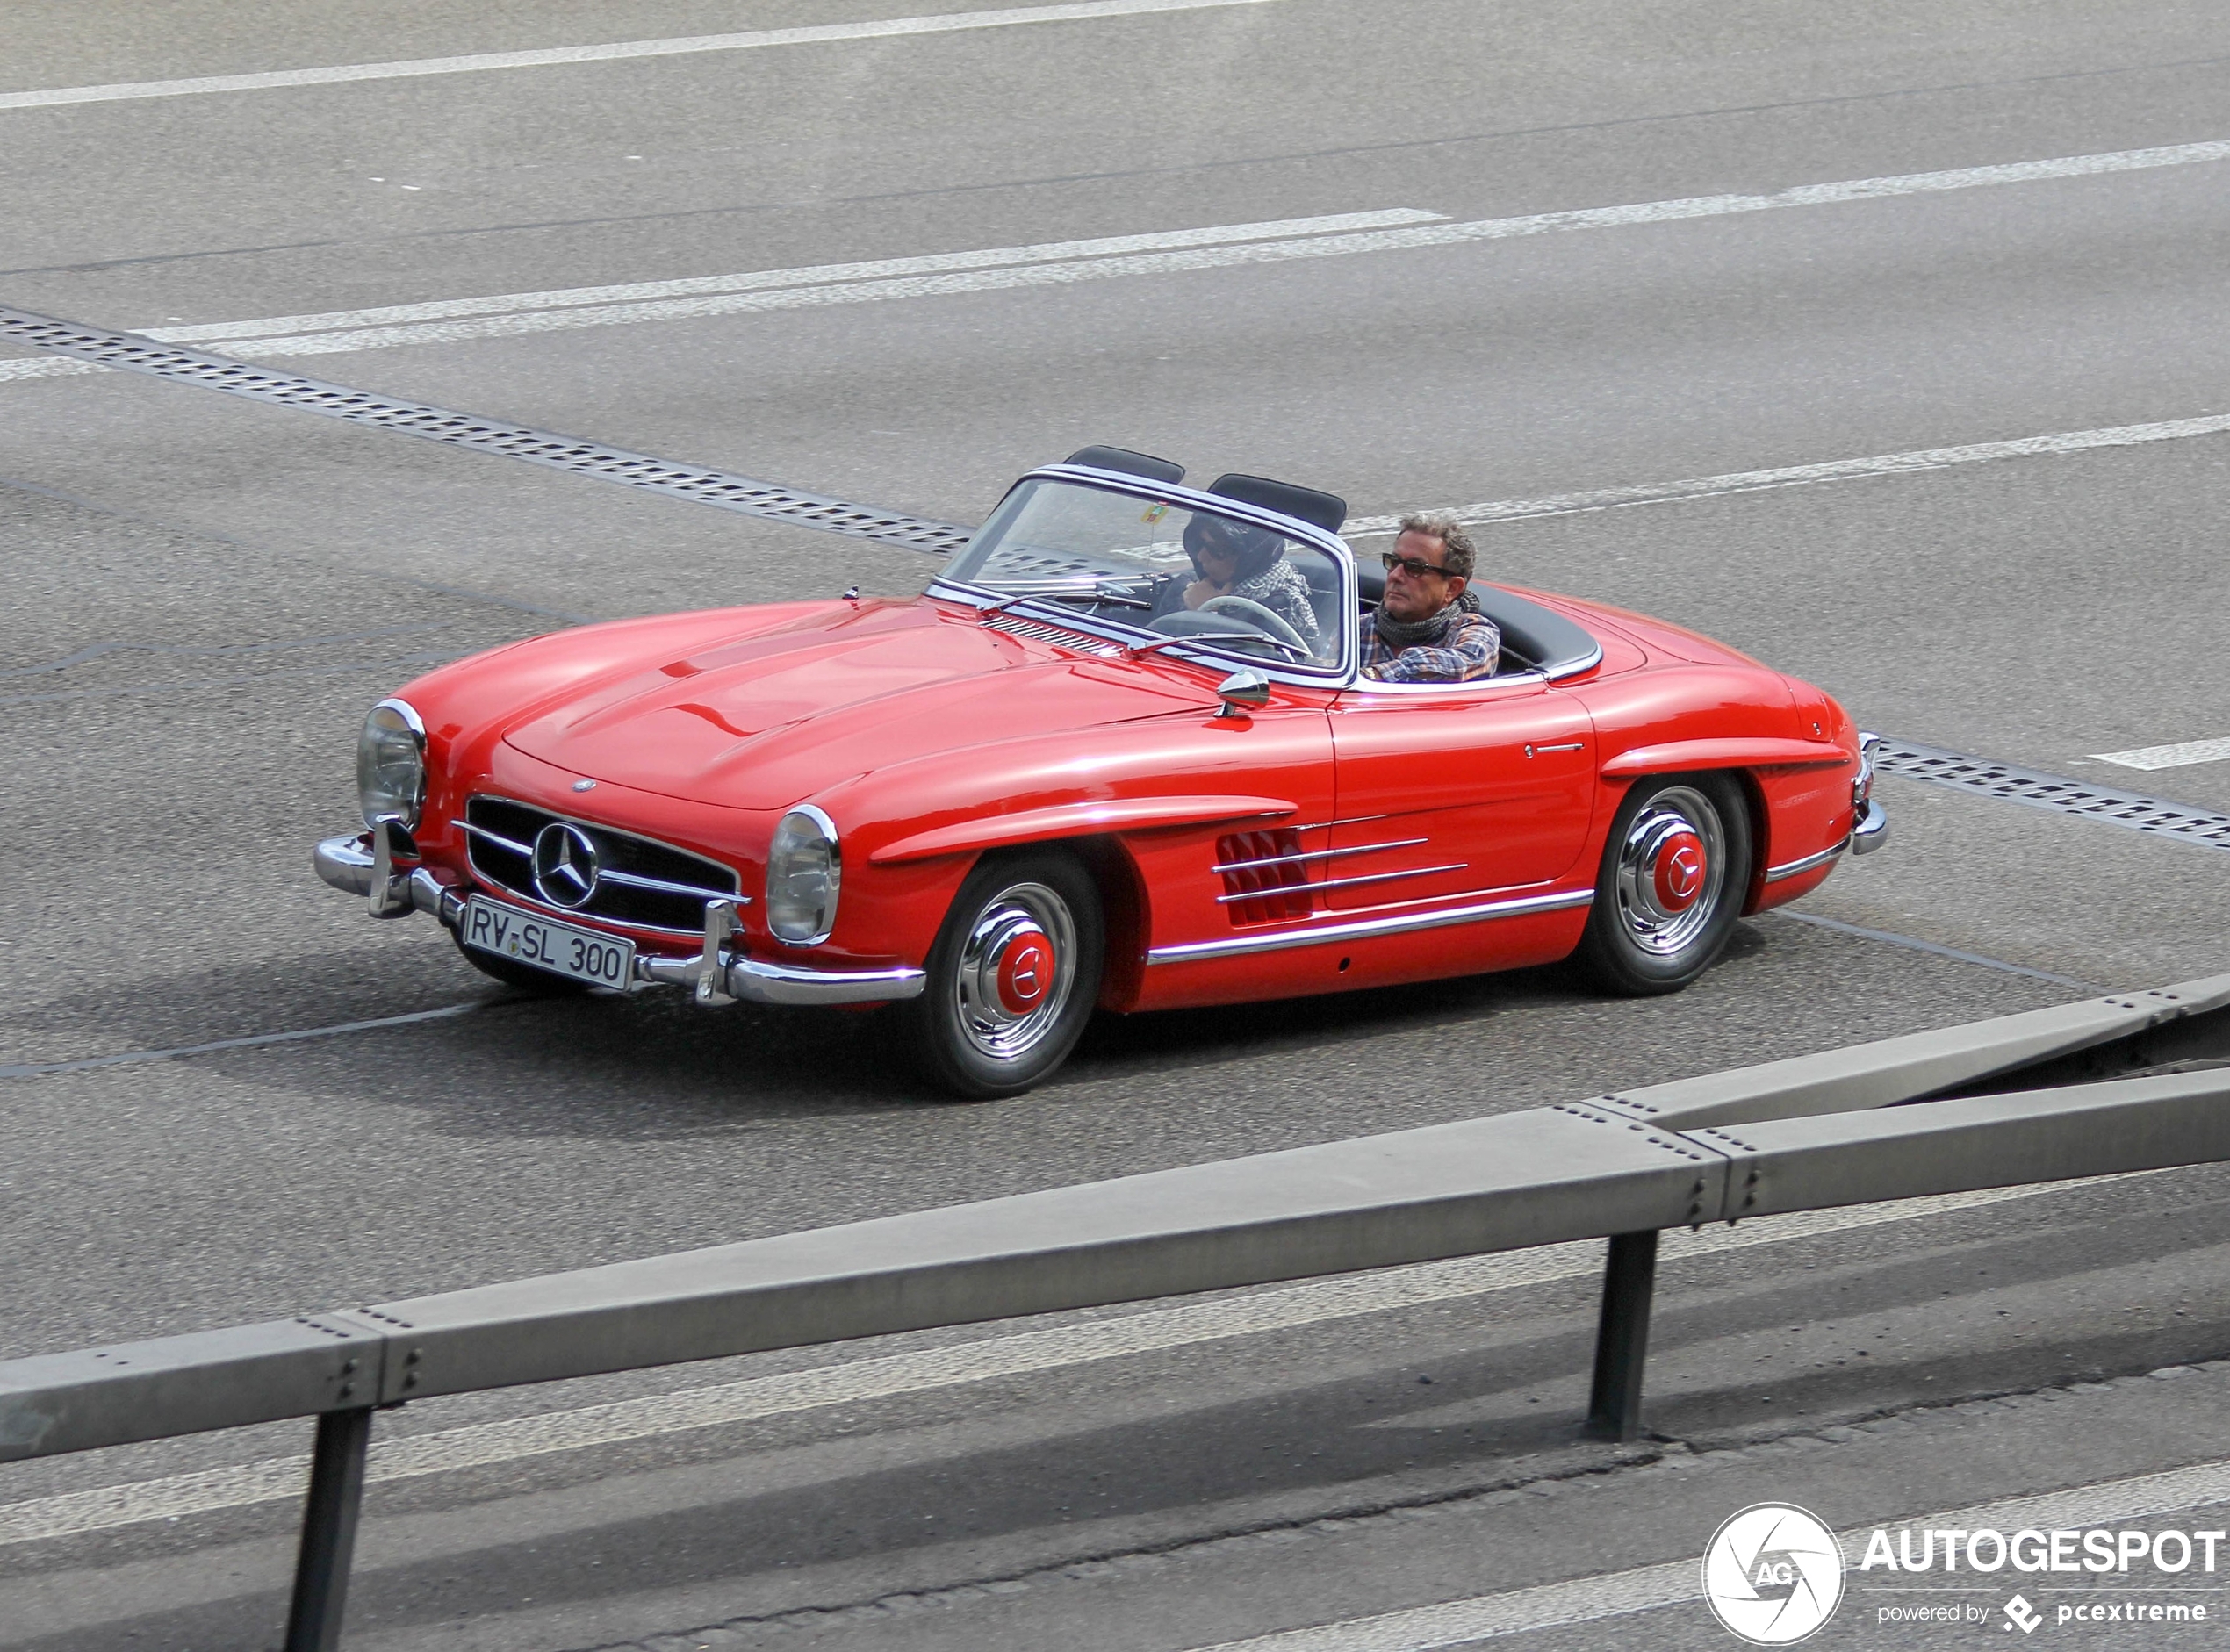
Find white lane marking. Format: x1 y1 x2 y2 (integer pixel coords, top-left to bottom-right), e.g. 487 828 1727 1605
147 138 2230 359
1343 413 2230 535
0 1004 478 1081
144 210 1449 344
0 0 1283 111
1183 1447 2230 1649
0 357 100 384
2091 736 2230 772
7 136 2225 374
0 1174 2147 1545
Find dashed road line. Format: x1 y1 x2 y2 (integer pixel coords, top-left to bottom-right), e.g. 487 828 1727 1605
1345 413 2230 534
2092 736 2230 772
11 140 2230 367
0 0 1284 111
0 356 98 384
139 209 1445 349
0 1175 2146 1545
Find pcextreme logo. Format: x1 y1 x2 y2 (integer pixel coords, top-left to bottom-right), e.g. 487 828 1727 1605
1701 1503 1847 1644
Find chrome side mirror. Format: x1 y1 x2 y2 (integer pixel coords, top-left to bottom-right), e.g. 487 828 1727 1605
1215 670 1271 719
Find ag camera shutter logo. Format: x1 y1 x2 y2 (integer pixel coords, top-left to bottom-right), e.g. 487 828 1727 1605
1702 1503 1846 1644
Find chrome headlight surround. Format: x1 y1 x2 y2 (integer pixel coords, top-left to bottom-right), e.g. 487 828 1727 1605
766 805 840 946
356 698 427 830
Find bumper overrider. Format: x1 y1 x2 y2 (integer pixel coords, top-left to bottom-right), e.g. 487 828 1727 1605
313 828 924 1008
1851 732 1888 857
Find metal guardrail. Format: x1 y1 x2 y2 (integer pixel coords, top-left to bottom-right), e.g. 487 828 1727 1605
4 975 2227 1648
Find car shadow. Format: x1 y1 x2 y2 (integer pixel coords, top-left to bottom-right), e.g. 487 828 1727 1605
1061 920 1772 1085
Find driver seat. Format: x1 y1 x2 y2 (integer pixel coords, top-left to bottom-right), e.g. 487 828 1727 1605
1298 557 1343 640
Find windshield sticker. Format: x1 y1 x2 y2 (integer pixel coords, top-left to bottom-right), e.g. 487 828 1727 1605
1140 503 1169 525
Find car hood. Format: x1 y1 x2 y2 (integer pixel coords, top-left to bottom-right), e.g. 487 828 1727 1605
501 600 1208 809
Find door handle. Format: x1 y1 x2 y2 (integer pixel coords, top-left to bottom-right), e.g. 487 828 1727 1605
1525 742 1586 758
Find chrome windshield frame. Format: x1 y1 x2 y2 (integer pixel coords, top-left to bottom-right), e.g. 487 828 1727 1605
928 464 1360 686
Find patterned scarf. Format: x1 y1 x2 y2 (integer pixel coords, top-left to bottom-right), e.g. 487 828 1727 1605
1373 588 1479 650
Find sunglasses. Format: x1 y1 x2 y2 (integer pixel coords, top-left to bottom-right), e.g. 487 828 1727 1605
1381 550 1450 578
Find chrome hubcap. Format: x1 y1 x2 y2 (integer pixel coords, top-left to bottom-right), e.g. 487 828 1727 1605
953 881 1077 1062
1615 787 1726 955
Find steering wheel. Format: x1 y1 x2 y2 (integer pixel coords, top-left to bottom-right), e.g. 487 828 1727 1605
1197 595 1310 657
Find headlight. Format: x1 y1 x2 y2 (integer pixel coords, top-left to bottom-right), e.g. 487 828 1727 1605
356 699 427 829
766 806 840 945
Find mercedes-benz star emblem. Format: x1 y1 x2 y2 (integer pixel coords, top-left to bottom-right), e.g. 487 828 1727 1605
532 822 602 909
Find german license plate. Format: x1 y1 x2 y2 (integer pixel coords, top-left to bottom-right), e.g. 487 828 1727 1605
462 897 634 989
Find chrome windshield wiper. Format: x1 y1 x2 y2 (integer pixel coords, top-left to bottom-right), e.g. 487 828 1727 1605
976 579 1155 614
1127 630 1313 661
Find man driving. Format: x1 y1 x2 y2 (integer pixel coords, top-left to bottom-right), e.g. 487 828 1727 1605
1359 513 1500 682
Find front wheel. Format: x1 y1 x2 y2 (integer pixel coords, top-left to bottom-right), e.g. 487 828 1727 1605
1574 773 1752 995
897 851 1104 1099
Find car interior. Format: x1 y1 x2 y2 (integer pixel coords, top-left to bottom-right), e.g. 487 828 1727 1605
1062 447 1601 679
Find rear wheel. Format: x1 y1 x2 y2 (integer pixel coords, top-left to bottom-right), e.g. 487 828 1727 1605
899 851 1104 1099
1575 773 1751 995
450 927 592 995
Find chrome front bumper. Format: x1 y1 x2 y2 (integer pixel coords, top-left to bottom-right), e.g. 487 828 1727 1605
314 831 924 1007
1851 798 1888 856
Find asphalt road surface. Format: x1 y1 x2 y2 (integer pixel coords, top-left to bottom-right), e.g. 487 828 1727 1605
4 1 2230 1647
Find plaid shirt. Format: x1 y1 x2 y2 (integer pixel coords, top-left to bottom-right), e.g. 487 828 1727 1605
1358 607 1500 683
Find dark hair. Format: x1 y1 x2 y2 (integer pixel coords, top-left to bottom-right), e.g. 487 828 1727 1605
1396 512 1476 580
1185 514 1284 583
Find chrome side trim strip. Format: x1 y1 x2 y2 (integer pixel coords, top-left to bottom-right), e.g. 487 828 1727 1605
1212 860 1468 905
1281 813 1390 836
1347 670 1550 696
1763 835 1850 882
1149 887 1594 963
456 819 532 857
1211 837 1428 875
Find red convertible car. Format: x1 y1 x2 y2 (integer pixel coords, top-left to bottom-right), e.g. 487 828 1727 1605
317 449 1884 1095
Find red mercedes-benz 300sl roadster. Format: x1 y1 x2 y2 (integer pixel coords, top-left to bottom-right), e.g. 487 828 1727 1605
316 449 1885 1096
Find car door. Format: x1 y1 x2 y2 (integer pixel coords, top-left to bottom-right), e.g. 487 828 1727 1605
1325 677 1597 911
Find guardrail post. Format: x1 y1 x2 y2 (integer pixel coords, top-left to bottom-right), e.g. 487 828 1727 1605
1583 1230 1659 1442
285 1405 375 1651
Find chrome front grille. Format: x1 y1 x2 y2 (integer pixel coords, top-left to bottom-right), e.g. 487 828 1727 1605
463 796 740 934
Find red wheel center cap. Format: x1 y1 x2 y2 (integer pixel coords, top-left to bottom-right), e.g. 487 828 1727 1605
1652 831 1706 911
996 929 1054 1014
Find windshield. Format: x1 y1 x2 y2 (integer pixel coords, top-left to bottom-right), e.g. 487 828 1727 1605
941 478 1347 670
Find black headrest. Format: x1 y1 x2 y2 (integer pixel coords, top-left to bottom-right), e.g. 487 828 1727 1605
1063 446 1185 485
1205 472 1347 534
